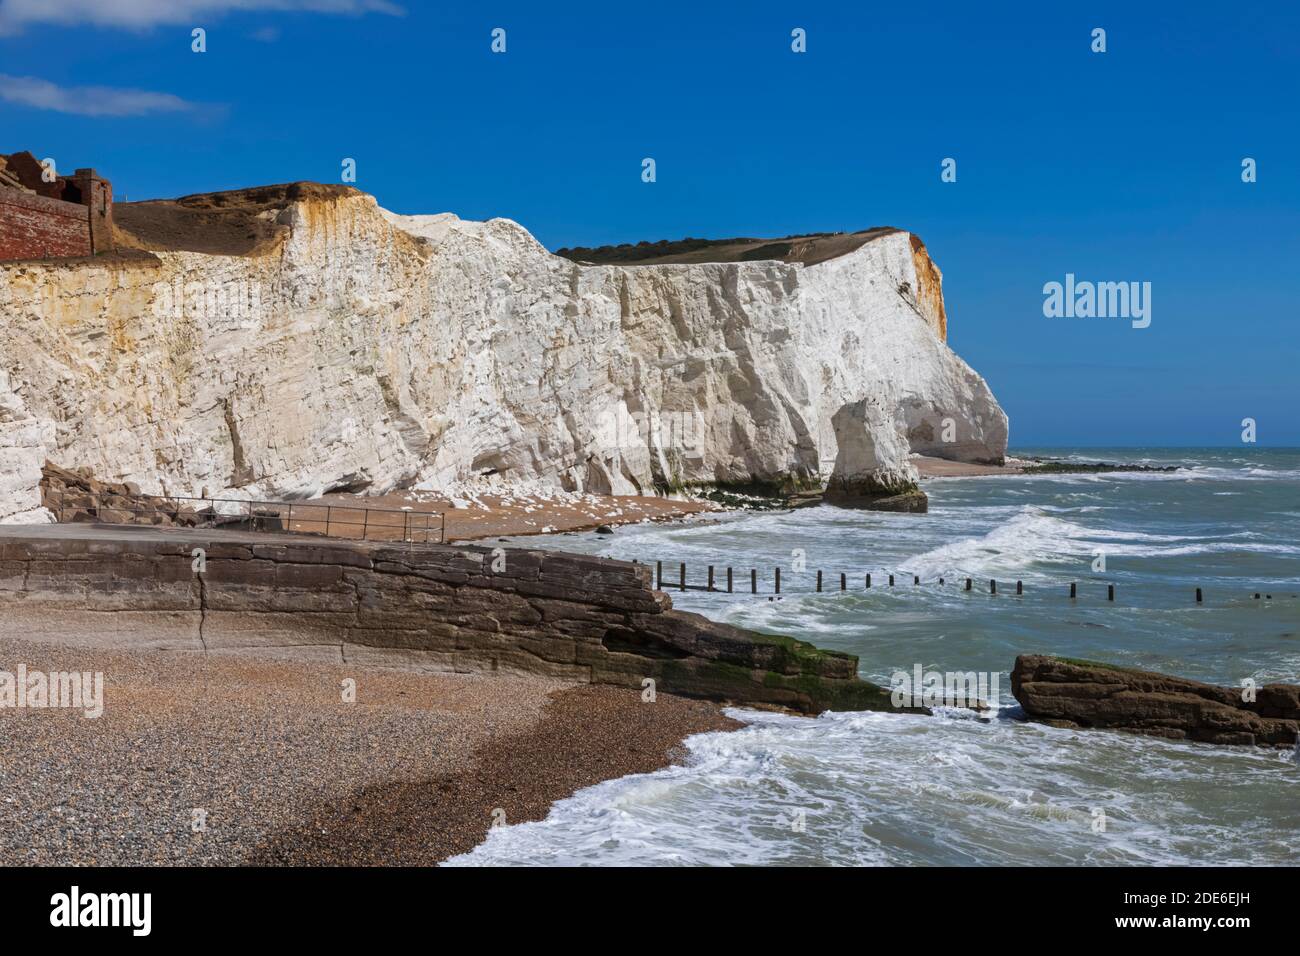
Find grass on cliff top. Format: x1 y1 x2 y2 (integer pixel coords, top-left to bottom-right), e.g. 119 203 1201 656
553 227 900 268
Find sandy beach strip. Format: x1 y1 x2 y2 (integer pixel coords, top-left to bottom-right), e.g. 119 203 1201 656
0 635 737 866
913 455 1030 478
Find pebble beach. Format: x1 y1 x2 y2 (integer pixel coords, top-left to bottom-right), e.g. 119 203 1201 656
0 635 737 865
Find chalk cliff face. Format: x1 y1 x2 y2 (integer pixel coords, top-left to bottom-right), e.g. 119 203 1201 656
0 188 1007 520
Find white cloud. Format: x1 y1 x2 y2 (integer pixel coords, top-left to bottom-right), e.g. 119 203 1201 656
0 0 404 35
0 74 197 116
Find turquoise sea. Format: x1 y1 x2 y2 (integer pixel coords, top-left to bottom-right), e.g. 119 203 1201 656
447 449 1300 866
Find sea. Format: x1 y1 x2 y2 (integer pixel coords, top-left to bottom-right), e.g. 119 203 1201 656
444 449 1300 866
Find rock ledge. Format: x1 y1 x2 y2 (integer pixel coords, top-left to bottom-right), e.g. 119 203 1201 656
1011 654 1299 747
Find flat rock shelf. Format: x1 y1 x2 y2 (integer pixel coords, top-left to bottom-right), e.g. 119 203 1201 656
1012 655 1300 747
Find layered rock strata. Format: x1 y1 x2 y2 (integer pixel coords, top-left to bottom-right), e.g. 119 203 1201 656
1012 655 1300 747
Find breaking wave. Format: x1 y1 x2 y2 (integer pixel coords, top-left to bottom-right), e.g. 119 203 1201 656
897 507 1300 580
445 707 1299 867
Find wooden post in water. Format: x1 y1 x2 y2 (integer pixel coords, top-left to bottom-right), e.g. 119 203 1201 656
679 562 686 592
913 574 920 586
817 570 823 592
866 573 872 588
707 565 715 592
751 569 757 594
775 567 781 594
1108 584 1115 602
1070 582 1077 599
1016 580 1023 595
840 572 846 591
1196 587 1202 603
965 578 972 591
990 579 997 595
727 567 733 593
889 574 895 587
656 560 662 589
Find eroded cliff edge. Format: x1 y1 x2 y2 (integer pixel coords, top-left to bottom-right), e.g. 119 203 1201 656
0 185 1007 520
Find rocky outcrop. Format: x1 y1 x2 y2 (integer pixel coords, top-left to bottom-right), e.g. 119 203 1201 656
0 526 906 715
0 185 1007 520
1012 655 1300 747
39 460 204 526
823 398 927 512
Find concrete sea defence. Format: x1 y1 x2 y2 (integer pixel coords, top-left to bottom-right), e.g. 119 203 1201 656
0 525 899 715
3 523 1292 746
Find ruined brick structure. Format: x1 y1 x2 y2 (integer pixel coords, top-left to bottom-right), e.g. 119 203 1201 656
0 151 114 261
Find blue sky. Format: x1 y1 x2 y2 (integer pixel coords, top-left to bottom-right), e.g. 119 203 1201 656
2 0 1296 446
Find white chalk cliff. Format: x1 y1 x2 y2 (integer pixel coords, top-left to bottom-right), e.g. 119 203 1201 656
0 187 1007 520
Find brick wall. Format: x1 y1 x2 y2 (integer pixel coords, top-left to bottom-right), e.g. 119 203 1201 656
0 189 91 261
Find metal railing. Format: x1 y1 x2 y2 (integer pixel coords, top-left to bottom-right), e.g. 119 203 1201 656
51 488 446 545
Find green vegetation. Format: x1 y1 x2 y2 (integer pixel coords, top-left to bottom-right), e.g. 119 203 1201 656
1020 461 1177 475
555 232 838 264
